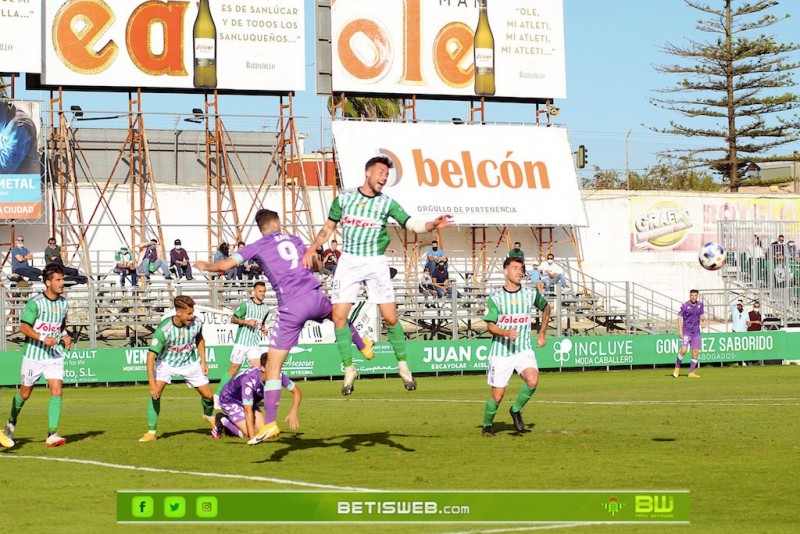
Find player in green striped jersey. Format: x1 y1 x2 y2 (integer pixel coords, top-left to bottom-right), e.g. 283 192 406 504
214 281 271 406
303 156 453 395
4 264 72 448
482 256 550 436
139 295 215 442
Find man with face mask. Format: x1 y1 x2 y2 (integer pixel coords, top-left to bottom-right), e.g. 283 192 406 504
540 254 568 294
169 239 193 280
424 240 448 274
731 298 747 333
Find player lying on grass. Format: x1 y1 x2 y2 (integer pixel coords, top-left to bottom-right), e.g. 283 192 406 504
212 352 302 442
197 208 372 445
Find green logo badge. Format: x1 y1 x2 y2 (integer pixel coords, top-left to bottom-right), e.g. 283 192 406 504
196 496 218 518
164 496 186 518
132 496 154 518
602 496 624 516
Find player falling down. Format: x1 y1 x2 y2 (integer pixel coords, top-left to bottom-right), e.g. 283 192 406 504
302 156 454 396
139 295 215 442
212 352 301 441
196 208 372 444
482 257 551 436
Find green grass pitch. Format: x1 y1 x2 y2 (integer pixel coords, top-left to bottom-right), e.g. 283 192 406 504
1 365 798 533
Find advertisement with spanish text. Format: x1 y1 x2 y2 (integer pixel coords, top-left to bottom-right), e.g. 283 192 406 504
330 0 566 99
42 0 305 92
0 0 41 74
0 101 42 221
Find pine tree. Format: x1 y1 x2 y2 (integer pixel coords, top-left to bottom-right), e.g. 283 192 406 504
649 0 800 191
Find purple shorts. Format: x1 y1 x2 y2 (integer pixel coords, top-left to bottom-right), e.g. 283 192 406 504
271 290 331 350
681 332 701 350
219 400 262 424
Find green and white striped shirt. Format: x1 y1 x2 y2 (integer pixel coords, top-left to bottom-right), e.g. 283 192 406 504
328 188 411 256
233 298 270 347
20 293 69 361
484 287 548 357
149 316 203 367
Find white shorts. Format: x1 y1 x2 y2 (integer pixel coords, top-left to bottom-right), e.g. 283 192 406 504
331 253 395 305
21 356 64 386
230 344 263 365
487 351 538 388
155 360 210 388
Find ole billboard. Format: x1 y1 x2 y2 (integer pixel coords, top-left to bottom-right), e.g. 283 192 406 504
41 0 305 92
331 0 566 100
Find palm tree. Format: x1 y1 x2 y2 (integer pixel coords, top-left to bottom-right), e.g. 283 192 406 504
328 95 402 119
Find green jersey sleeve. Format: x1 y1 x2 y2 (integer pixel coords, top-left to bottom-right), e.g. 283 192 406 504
233 301 248 320
19 298 39 327
328 195 342 222
484 297 499 324
388 199 411 227
533 290 548 312
149 329 166 357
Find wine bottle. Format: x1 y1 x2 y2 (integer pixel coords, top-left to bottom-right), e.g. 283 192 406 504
473 0 495 96
193 0 217 89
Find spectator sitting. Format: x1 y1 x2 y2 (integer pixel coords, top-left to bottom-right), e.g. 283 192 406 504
169 239 193 280
419 266 437 304
432 260 454 298
137 238 172 280
11 235 42 282
232 241 260 280
43 237 87 285
322 239 341 277
541 253 568 294
212 243 237 280
529 259 542 284
113 245 138 287
424 240 447 274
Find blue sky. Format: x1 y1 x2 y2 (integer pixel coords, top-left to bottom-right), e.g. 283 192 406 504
10 0 800 178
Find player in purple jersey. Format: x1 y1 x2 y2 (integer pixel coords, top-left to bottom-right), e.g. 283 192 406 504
197 208 371 444
212 352 302 440
674 289 706 378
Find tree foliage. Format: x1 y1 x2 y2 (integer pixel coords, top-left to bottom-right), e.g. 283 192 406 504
0 76 7 98
327 96 402 119
649 0 800 191
581 156 720 191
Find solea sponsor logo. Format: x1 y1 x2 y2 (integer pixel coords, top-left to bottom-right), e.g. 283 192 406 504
634 201 693 247
377 148 550 190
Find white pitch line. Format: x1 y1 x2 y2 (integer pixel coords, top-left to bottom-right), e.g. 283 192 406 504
440 522 602 534
311 397 800 406
0 455 375 492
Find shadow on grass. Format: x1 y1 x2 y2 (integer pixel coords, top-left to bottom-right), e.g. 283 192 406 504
652 437 677 442
478 422 536 436
63 430 105 443
158 428 213 440
255 431 422 463
1 430 104 451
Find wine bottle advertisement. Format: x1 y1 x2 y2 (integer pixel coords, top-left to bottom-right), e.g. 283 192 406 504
0 0 41 74
331 0 566 100
41 0 305 92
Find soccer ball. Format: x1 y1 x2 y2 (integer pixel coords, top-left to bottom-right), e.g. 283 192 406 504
699 242 726 271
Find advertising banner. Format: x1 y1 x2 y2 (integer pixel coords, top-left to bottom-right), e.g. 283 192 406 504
630 195 800 252
42 0 305 92
0 332 791 386
332 121 587 226
0 0 41 74
0 101 42 220
330 0 566 100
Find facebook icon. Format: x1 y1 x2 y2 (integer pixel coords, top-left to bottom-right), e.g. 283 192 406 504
131 496 154 518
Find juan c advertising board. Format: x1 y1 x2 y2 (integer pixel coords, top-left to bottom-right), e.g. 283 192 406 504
42 0 305 91
332 121 587 227
331 0 566 99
